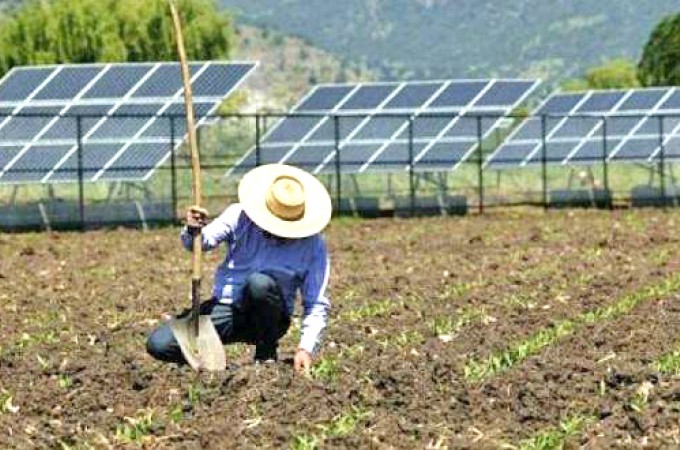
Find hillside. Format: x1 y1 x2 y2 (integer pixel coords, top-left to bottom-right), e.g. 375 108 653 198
220 0 679 84
233 24 373 110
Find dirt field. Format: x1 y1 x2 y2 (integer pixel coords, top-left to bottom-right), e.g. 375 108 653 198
2 209 680 448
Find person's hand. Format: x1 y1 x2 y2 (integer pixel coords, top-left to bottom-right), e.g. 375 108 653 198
294 349 313 374
186 206 209 232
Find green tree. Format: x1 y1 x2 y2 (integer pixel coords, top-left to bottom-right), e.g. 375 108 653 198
0 0 234 77
638 13 680 86
562 58 640 91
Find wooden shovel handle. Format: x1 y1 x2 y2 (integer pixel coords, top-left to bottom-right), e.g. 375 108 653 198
169 1 202 285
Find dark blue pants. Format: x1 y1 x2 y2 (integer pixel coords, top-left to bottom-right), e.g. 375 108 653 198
146 272 290 364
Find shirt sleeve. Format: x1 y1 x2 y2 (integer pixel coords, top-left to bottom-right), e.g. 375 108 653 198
180 204 242 252
299 237 331 355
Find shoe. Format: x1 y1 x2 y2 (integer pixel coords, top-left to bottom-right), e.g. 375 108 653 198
254 345 278 363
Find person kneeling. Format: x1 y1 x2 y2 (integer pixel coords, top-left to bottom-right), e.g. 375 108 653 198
146 164 332 373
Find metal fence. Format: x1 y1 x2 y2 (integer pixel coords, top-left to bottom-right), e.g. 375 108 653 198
0 111 679 231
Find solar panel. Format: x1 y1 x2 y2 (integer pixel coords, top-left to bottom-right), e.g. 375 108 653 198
0 61 256 184
229 79 539 175
486 87 680 168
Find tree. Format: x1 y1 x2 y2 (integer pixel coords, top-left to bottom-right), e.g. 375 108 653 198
638 13 680 86
0 0 234 77
561 58 640 91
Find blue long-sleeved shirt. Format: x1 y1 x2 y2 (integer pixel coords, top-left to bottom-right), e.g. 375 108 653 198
180 204 330 354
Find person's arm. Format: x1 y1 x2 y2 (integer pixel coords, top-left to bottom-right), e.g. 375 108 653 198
296 237 331 371
180 204 241 251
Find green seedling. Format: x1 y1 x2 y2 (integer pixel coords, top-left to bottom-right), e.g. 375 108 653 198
518 414 593 450
465 274 680 381
341 298 403 322
0 389 19 414
431 307 487 337
114 410 157 444
58 374 73 389
290 434 319 450
656 349 680 375
318 407 372 438
310 355 339 383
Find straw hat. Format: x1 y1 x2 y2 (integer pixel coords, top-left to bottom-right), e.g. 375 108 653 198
238 164 332 239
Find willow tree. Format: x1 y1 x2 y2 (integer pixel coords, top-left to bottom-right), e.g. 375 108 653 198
0 0 234 76
638 13 680 86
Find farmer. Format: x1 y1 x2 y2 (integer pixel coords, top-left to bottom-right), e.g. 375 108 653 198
146 164 332 373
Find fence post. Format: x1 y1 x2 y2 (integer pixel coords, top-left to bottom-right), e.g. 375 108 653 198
476 115 484 214
408 116 415 216
255 114 261 167
170 116 178 223
541 114 548 210
76 115 85 231
601 116 612 210
659 115 666 208
334 115 341 212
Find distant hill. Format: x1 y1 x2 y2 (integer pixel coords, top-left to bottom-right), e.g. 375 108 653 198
233 24 373 110
220 0 679 85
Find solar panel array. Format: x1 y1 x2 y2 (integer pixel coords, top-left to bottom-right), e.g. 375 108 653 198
486 87 680 168
0 62 256 184
230 79 539 175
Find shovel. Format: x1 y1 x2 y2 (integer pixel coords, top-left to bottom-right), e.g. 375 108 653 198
167 0 226 372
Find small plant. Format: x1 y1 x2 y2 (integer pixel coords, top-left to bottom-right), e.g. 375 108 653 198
114 410 157 444
0 389 19 414
319 407 372 438
656 348 680 375
430 307 487 337
630 381 654 413
291 433 319 450
341 298 403 322
518 414 593 450
310 356 339 382
58 374 73 389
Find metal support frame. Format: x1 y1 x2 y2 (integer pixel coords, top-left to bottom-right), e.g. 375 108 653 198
540 114 548 210
76 116 85 230
659 115 666 208
601 116 612 210
170 116 178 223
255 114 261 166
334 115 342 211
408 117 415 216
476 116 484 213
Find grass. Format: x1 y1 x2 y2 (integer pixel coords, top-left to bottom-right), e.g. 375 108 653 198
430 306 489 337
0 389 18 414
517 414 594 450
464 274 680 381
114 410 159 444
310 355 340 383
291 407 372 449
340 298 404 322
656 348 680 375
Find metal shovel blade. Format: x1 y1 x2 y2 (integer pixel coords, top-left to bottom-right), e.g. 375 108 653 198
169 314 226 372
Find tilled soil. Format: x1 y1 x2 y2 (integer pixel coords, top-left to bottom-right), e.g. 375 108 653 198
1 209 680 448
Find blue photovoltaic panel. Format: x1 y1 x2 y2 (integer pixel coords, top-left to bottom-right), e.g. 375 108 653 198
50 144 123 182
2 145 71 182
0 61 256 184
99 143 169 180
230 79 540 175
475 81 536 107
384 83 442 110
340 85 396 110
33 66 103 100
0 68 52 102
487 87 680 168
660 91 680 111
297 86 356 111
429 81 488 109
82 65 152 99
618 90 667 111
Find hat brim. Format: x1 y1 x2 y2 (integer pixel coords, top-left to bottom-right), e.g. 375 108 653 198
238 164 332 239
